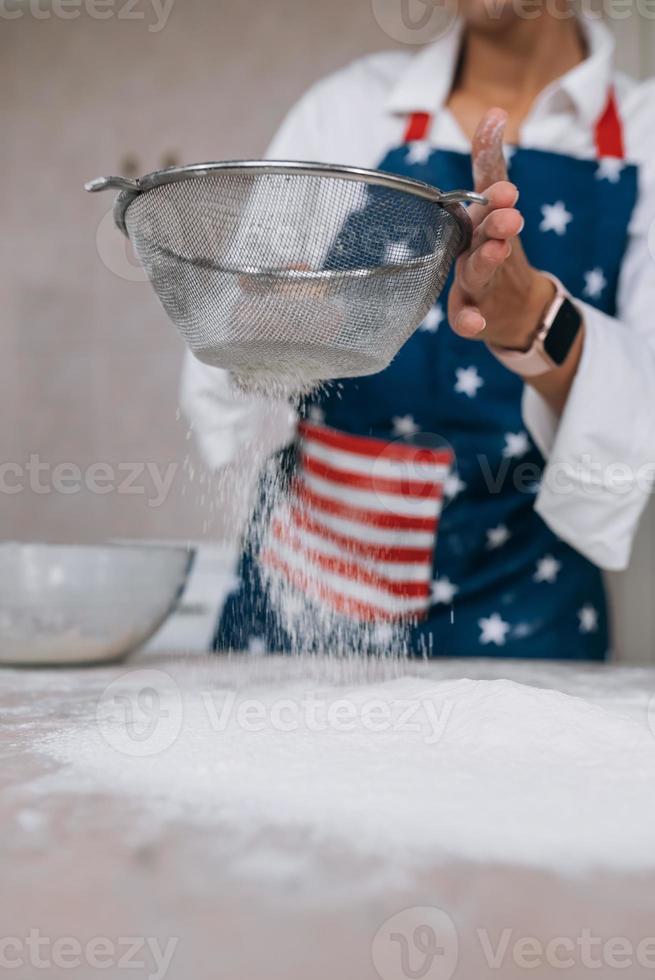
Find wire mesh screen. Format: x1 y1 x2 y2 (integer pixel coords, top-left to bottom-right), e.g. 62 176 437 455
124 170 466 391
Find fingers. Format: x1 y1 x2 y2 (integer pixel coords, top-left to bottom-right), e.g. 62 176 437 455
453 305 487 338
450 108 521 342
457 238 512 295
472 107 509 194
468 180 519 229
471 207 524 252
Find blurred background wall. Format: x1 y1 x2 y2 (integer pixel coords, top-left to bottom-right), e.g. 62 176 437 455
1 0 654 659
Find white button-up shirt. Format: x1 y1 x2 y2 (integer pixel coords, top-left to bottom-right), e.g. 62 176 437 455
181 18 655 571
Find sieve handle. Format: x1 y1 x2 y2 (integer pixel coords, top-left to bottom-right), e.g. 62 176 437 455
84 175 140 194
439 190 488 207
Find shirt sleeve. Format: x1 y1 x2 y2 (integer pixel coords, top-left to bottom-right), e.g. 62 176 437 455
179 88 327 470
179 352 297 471
522 161 655 571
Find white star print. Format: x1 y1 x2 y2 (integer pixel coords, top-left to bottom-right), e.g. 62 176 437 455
444 472 466 501
479 612 511 646
578 604 599 634
503 431 530 459
392 414 419 438
503 144 517 166
420 304 444 333
534 554 562 584
596 158 625 183
540 201 573 236
431 576 459 605
455 365 484 398
406 141 433 165
308 405 325 424
486 524 511 550
247 636 267 655
583 268 607 300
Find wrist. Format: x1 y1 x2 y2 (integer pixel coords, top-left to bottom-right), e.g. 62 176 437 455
494 272 557 352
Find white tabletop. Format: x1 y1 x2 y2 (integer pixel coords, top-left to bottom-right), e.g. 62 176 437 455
3 648 655 980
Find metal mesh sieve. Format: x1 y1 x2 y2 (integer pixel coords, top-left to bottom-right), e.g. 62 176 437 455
86 162 485 391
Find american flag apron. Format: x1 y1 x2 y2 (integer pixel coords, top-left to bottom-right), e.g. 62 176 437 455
260 421 453 623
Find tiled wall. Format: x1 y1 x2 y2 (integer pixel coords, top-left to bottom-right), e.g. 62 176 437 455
2 6 654 659
0 0 397 546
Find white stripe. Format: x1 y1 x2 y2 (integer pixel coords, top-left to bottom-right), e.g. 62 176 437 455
266 538 429 615
289 504 437 549
301 436 451 483
301 470 443 519
272 523 433 582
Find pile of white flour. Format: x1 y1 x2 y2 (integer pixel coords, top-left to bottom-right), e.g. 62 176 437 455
38 670 655 875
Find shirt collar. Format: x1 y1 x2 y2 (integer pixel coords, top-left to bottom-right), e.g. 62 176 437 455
385 17 615 126
385 21 465 116
557 18 615 125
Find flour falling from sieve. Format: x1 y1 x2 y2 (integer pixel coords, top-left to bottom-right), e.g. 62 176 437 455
233 399 415 659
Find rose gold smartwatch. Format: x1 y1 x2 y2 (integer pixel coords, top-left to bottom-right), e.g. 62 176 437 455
488 273 583 378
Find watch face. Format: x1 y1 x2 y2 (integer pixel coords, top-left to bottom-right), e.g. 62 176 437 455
543 297 582 366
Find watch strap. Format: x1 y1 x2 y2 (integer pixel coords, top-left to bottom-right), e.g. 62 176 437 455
488 273 569 378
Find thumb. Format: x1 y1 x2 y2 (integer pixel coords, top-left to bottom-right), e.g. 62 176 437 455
472 107 509 194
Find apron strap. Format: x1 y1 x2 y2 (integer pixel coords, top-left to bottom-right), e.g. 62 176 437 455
594 88 624 159
403 111 431 143
403 89 625 160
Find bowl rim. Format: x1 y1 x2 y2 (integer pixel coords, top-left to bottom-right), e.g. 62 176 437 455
0 541 197 588
1 540 195 558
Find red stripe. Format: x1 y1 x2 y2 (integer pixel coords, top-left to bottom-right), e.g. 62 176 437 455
594 89 624 160
404 111 431 143
292 481 438 531
269 521 431 597
299 421 453 466
261 550 427 623
300 453 443 500
288 507 435 563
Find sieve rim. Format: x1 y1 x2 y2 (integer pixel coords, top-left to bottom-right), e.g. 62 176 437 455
92 160 484 245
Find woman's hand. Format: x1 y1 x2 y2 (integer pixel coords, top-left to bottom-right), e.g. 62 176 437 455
448 108 556 349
